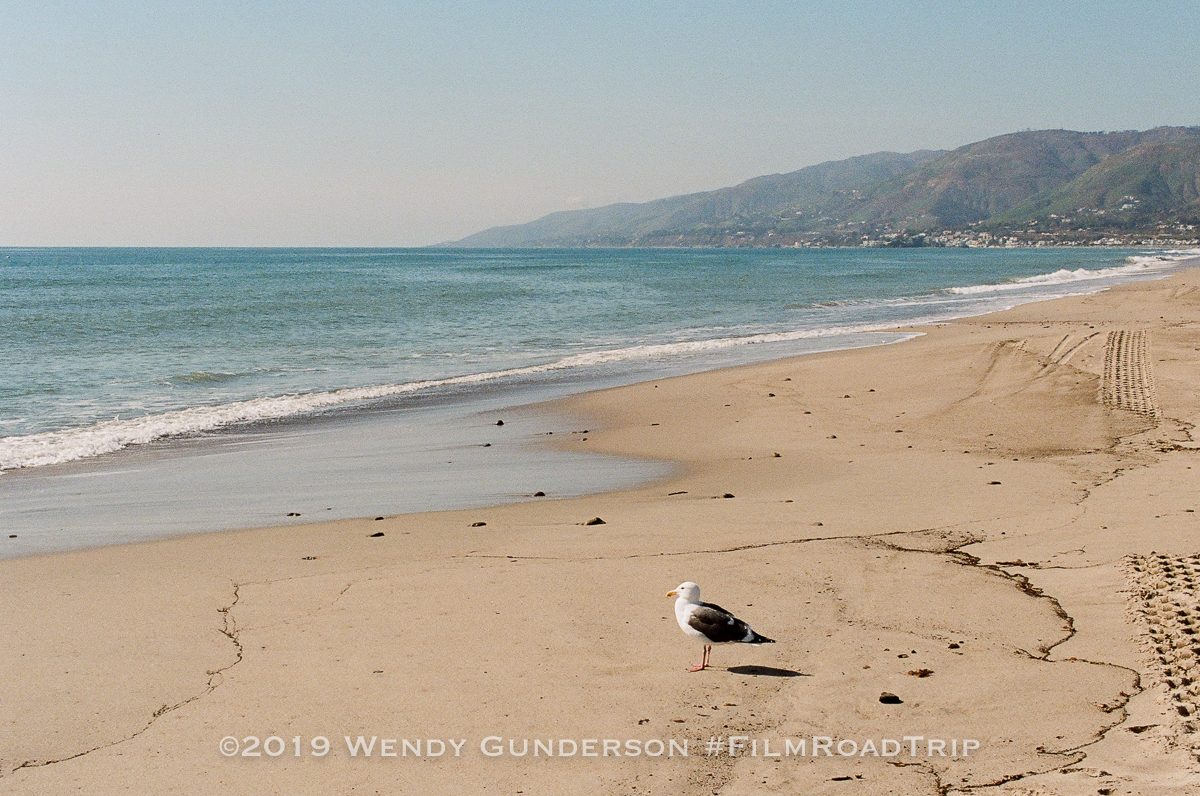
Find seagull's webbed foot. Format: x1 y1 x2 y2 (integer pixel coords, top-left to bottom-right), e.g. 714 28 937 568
687 663 706 672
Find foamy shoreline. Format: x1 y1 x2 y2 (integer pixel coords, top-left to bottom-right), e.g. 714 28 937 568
2 252 1196 562
2 247 1193 474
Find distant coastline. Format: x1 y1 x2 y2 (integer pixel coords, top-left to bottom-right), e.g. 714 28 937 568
446 235 1200 250
452 126 1200 249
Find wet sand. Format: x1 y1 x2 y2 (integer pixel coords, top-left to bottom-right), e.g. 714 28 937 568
3 267 1200 794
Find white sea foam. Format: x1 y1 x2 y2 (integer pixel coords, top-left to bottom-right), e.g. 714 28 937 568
0 322 915 471
5 248 1196 473
946 249 1199 295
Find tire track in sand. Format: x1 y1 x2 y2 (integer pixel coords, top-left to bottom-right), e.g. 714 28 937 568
1126 553 1200 762
1102 330 1160 420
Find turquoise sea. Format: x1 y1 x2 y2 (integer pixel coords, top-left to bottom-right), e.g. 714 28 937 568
0 246 1194 555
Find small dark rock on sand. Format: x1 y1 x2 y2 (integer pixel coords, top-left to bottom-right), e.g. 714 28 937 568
301 556 317 561
722 493 735 499
988 481 1002 485
879 692 903 704
907 668 934 678
368 531 385 538
471 521 487 527
8 534 17 538
668 490 687 496
584 517 606 526
495 420 504 426
533 491 546 497
374 516 385 521
286 512 301 517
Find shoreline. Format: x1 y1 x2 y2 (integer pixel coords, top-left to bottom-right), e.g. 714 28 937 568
3 267 1200 793
3 246 1189 475
3 248 1195 560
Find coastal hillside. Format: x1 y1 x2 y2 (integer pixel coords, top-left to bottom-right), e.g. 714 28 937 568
453 127 1200 247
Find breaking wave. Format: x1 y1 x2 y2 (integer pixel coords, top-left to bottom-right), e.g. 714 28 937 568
0 321 913 471
946 249 1199 295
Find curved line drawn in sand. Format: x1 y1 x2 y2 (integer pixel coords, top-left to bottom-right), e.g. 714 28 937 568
1102 330 1160 420
1125 553 1200 763
1052 331 1099 366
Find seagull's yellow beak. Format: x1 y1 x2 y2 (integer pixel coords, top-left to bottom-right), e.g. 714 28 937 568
666 590 677 597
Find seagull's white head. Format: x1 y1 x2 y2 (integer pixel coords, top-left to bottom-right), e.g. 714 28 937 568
666 582 700 603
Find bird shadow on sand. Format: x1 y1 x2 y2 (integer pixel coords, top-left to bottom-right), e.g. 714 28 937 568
725 665 809 678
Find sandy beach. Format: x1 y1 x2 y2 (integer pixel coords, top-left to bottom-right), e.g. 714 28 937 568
3 266 1200 795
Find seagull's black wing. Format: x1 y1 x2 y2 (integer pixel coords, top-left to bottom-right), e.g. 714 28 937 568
688 602 775 644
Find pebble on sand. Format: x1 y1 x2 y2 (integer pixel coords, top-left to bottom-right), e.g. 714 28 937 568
879 692 903 704
584 517 606 526
471 521 487 527
368 531 385 538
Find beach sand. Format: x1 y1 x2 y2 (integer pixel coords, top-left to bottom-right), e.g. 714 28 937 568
3 268 1200 794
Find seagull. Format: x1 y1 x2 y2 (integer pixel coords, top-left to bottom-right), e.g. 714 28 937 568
666 581 775 672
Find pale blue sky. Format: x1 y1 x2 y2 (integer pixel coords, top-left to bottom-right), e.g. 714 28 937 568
2 1 1198 245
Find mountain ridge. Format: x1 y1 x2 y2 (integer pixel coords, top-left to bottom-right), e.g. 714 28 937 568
452 126 1200 248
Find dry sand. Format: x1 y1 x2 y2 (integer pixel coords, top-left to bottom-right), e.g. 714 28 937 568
3 268 1200 795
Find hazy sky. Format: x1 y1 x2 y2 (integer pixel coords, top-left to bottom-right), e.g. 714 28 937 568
3 1 1198 246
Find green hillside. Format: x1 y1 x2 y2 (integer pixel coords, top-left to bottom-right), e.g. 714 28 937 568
453 127 1200 247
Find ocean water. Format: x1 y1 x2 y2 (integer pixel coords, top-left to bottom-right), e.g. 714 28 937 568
0 246 1195 556
2 246 1194 471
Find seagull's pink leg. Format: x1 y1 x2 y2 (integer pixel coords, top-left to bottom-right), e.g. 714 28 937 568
688 645 711 672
